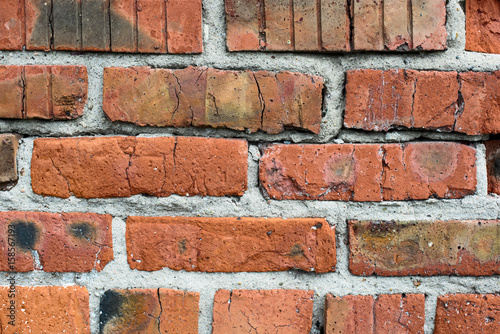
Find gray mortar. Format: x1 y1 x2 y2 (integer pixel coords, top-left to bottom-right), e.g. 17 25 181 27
1 0 500 333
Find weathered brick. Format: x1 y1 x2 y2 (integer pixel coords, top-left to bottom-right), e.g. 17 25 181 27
53 0 81 50
0 0 23 50
345 69 500 135
126 216 336 272
110 0 137 52
349 220 500 276
0 286 90 333
0 211 113 272
100 289 199 334
213 289 314 334
82 0 111 51
31 136 248 198
325 294 425 334
25 0 51 51
260 142 476 201
137 0 166 53
0 134 19 188
103 66 323 134
166 0 203 53
486 140 500 195
435 294 500 333
226 0 446 51
466 0 500 54
0 65 87 120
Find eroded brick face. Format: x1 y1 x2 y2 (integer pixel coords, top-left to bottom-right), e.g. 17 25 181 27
0 286 90 333
325 294 425 334
345 69 500 135
213 289 314 334
259 142 477 201
225 0 446 51
466 0 500 54
31 136 248 198
486 140 500 195
435 294 500 333
99 289 199 334
349 220 500 276
0 134 19 189
0 211 113 272
103 66 324 134
126 216 336 273
0 65 87 120
0 0 202 53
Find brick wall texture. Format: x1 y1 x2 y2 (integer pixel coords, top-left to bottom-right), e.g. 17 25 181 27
0 0 499 333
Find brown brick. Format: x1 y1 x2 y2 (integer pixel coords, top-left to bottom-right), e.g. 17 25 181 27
325 294 425 334
166 0 203 54
412 0 447 50
466 0 500 54
345 69 500 135
0 0 23 50
0 211 113 272
435 294 500 333
349 220 500 276
265 0 293 51
126 216 336 272
31 136 248 198
294 0 319 51
0 65 87 120
226 0 261 51
213 289 314 334
0 134 19 188
320 0 350 51
100 289 199 334
110 0 137 52
486 140 500 195
82 0 111 51
260 142 476 201
0 286 90 333
103 66 323 134
25 0 51 51
137 0 166 53
52 0 81 50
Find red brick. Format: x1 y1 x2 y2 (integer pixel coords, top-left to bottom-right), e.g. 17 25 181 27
103 66 323 134
213 289 314 334
126 216 336 272
412 0 447 50
100 289 199 333
466 0 500 54
384 0 411 50
486 140 500 195
31 136 248 198
345 69 500 135
166 0 203 53
0 211 113 272
349 220 500 276
435 294 500 333
294 0 319 51
325 294 425 334
110 0 137 52
137 0 166 53
0 286 90 333
320 0 350 51
264 0 293 51
0 0 23 50
0 65 87 120
226 0 261 51
353 0 383 51
0 134 19 188
260 142 476 201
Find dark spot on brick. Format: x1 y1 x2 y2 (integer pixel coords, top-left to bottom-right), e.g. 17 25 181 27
69 222 96 241
288 243 304 257
11 221 40 251
491 155 500 179
315 222 323 229
178 239 187 254
99 290 124 333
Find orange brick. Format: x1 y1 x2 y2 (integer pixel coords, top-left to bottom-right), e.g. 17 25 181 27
466 0 500 54
213 289 314 334
166 0 203 53
126 216 336 272
0 134 19 187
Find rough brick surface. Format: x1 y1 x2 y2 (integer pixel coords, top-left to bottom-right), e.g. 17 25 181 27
325 294 425 334
226 0 446 51
99 289 199 334
0 134 19 188
0 211 113 272
126 216 336 272
0 65 87 120
31 136 248 199
466 0 500 54
435 294 500 333
1 0 202 53
213 289 314 334
103 66 323 134
349 220 500 276
260 142 476 201
486 140 500 195
345 69 500 135
0 286 90 333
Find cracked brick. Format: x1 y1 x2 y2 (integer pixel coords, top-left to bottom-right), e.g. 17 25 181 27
349 220 500 276
126 216 336 273
0 211 113 272
466 0 500 54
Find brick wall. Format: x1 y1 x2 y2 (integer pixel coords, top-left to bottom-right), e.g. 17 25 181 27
0 0 499 333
